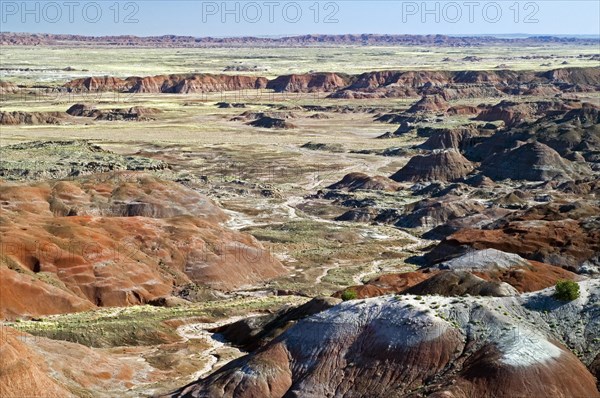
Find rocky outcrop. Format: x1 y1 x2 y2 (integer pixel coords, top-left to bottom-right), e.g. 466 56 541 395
248 116 296 129
328 172 400 192
211 297 341 351
424 203 600 272
0 173 285 319
0 140 168 181
167 281 600 398
66 103 161 121
395 196 485 228
390 150 475 182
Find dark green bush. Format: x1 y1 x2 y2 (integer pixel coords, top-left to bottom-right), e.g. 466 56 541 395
554 280 580 301
341 289 358 301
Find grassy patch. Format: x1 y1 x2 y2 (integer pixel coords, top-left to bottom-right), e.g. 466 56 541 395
5 295 307 348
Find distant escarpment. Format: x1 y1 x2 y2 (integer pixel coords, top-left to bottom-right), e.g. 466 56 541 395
61 67 600 99
4 33 599 47
328 67 600 99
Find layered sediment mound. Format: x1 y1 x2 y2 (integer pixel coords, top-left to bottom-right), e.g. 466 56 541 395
66 103 98 117
66 103 161 121
430 249 579 292
63 76 129 92
395 196 485 228
418 126 478 150
0 173 285 319
390 150 475 182
404 270 518 296
336 250 579 300
328 172 400 192
466 103 600 164
329 67 600 98
480 141 586 181
333 271 434 299
0 327 76 397
407 94 449 113
168 282 600 398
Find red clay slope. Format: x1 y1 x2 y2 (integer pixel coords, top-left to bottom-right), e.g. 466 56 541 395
0 173 285 319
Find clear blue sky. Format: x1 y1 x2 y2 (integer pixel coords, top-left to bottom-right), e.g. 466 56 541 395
1 1 599 37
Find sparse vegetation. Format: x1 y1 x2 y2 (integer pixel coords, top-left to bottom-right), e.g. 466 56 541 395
341 289 358 301
554 280 581 301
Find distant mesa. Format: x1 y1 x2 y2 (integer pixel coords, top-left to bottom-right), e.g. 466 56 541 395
266 72 350 93
0 110 64 125
3 32 599 47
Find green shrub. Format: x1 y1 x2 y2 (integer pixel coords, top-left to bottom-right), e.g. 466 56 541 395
341 289 358 301
554 280 580 301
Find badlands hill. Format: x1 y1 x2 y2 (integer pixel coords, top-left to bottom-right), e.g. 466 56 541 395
0 171 285 319
167 281 600 398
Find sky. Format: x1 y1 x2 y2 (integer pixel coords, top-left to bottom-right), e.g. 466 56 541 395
1 1 599 37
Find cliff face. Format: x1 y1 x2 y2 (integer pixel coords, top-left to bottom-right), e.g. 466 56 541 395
64 74 268 93
266 73 350 92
